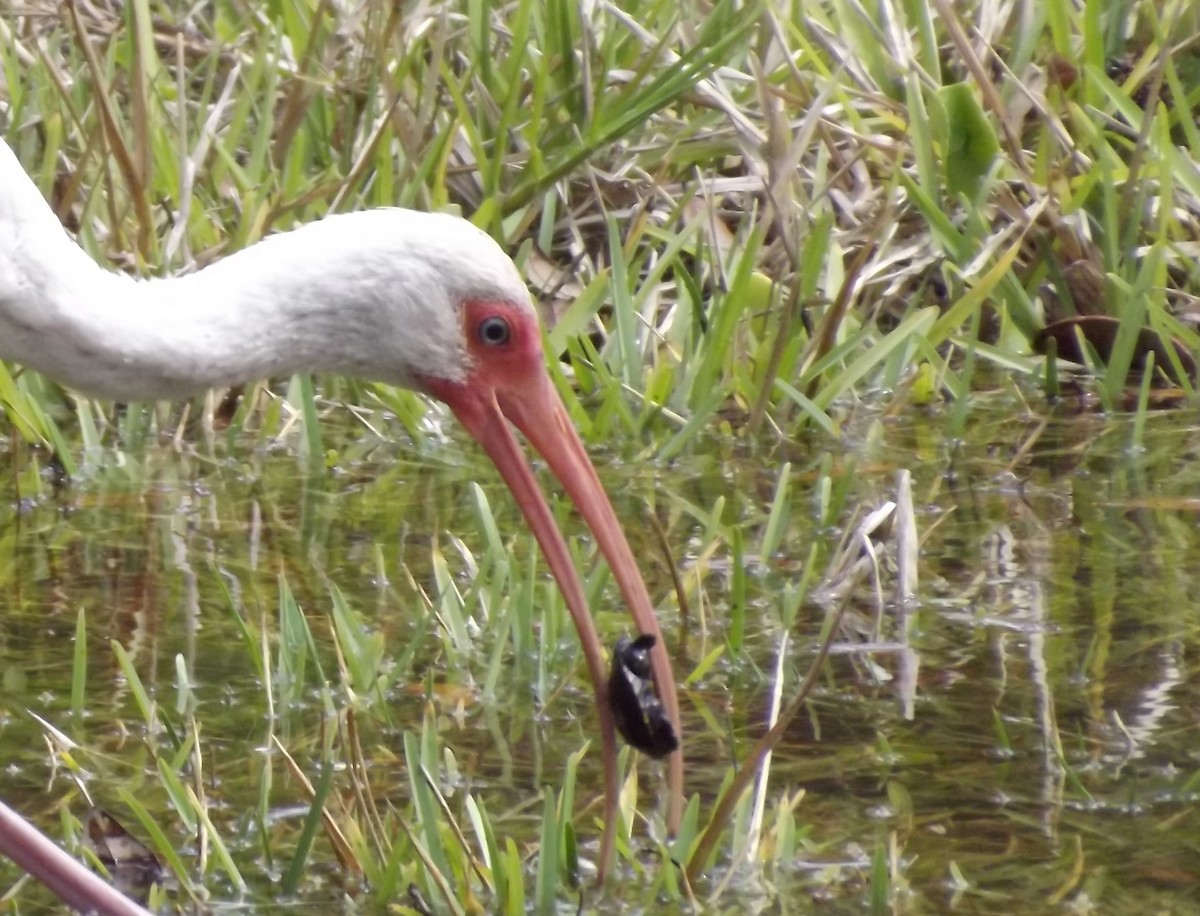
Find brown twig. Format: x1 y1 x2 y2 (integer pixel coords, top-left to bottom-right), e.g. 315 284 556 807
685 588 852 881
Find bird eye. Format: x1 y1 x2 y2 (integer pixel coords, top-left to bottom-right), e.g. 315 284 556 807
477 316 511 347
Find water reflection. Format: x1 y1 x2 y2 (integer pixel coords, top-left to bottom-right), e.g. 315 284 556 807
1 402 1200 908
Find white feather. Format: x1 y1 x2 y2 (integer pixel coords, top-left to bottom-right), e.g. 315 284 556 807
0 138 533 400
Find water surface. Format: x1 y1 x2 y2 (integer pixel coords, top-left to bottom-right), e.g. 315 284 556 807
2 394 1199 913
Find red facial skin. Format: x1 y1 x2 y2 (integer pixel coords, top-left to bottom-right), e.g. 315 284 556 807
419 300 683 878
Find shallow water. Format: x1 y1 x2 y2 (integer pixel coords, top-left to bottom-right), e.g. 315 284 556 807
2 393 1200 913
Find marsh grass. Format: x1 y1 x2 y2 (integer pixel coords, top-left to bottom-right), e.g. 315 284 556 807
4 0 1200 910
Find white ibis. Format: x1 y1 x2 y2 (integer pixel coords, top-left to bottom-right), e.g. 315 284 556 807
0 134 683 906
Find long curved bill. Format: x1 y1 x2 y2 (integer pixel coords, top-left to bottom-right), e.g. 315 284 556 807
0 802 152 915
439 371 684 876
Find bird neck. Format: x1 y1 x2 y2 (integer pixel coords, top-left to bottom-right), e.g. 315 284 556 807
0 147 142 396
0 141 417 401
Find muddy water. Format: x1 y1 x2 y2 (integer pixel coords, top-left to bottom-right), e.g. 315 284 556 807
1 399 1199 912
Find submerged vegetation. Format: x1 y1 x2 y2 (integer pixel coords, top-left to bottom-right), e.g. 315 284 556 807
3 0 1200 911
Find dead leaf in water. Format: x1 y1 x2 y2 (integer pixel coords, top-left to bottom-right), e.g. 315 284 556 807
83 807 163 892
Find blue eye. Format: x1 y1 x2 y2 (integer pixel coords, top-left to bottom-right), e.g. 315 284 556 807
477 316 511 346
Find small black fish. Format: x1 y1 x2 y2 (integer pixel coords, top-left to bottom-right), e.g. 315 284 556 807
608 634 679 758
